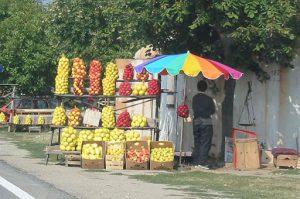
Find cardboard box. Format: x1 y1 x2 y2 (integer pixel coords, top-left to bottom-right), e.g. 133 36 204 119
81 141 105 169
150 141 174 170
126 141 150 170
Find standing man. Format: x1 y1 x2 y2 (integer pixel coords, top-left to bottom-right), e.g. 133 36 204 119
192 80 215 169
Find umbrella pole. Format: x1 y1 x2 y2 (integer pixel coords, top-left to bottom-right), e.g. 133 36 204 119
179 76 186 167
179 119 184 166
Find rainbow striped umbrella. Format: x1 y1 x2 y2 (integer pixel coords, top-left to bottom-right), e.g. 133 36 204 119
134 51 243 80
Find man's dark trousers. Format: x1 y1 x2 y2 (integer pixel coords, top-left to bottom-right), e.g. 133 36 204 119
193 123 213 165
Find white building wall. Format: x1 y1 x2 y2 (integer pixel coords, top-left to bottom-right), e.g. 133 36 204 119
233 55 300 150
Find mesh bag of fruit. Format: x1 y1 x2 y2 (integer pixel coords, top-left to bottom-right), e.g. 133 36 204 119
177 97 189 118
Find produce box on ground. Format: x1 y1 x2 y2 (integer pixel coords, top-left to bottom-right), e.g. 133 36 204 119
81 141 105 169
65 154 81 167
150 141 174 170
126 141 150 170
106 141 125 170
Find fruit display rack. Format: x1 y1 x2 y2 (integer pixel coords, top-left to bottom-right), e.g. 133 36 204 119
46 57 161 166
54 94 158 99
46 93 159 165
46 103 158 165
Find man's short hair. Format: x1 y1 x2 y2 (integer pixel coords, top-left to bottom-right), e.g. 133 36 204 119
197 80 207 92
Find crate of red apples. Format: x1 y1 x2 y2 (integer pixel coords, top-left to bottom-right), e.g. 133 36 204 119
126 141 150 170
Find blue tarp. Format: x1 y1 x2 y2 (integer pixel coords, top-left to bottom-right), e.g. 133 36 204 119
0 64 4 72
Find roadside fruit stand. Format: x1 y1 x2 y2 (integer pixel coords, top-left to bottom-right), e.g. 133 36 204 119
46 55 174 170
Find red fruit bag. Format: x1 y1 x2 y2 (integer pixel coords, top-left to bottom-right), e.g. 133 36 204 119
177 104 189 118
123 63 134 81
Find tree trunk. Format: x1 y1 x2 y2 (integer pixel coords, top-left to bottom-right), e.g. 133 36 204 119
221 78 236 160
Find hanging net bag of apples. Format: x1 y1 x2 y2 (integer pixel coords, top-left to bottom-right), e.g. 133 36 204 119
177 96 189 118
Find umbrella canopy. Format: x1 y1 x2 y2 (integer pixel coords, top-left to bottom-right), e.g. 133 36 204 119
134 51 243 80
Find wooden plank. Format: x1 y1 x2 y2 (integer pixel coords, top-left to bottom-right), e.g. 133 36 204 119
45 145 63 155
65 154 81 167
81 159 105 169
50 125 156 130
62 151 80 155
235 141 246 169
55 94 158 99
65 154 81 160
65 160 81 166
106 161 124 170
244 140 260 169
15 109 54 114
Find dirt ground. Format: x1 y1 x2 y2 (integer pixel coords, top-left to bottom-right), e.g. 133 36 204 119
0 130 298 199
0 138 197 199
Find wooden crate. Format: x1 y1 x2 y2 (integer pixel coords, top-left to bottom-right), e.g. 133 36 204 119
106 141 125 170
65 154 81 167
106 155 124 170
82 159 105 169
81 141 105 169
274 155 298 168
150 141 174 170
126 141 150 170
234 138 260 170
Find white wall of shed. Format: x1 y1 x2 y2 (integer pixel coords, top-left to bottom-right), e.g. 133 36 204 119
233 55 300 150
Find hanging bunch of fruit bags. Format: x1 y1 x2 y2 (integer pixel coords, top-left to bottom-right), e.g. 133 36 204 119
89 60 102 95
55 54 69 94
72 58 86 95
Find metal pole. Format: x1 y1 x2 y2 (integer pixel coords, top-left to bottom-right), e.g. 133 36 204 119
9 85 16 125
179 76 186 166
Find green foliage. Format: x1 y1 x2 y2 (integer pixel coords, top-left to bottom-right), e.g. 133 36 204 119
0 0 55 95
0 0 299 96
213 0 299 67
45 0 149 63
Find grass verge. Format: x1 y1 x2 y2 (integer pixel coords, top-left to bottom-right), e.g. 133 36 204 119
131 170 300 199
0 128 51 159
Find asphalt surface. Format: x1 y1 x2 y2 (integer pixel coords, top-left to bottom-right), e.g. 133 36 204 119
0 160 75 199
0 185 18 199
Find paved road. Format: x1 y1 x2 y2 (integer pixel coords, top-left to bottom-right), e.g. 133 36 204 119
0 185 18 199
0 160 75 199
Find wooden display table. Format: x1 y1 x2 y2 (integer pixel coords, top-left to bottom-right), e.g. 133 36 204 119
9 124 49 133
46 125 157 165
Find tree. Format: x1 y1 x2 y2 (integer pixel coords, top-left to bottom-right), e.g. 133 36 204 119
0 0 55 96
45 0 150 63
